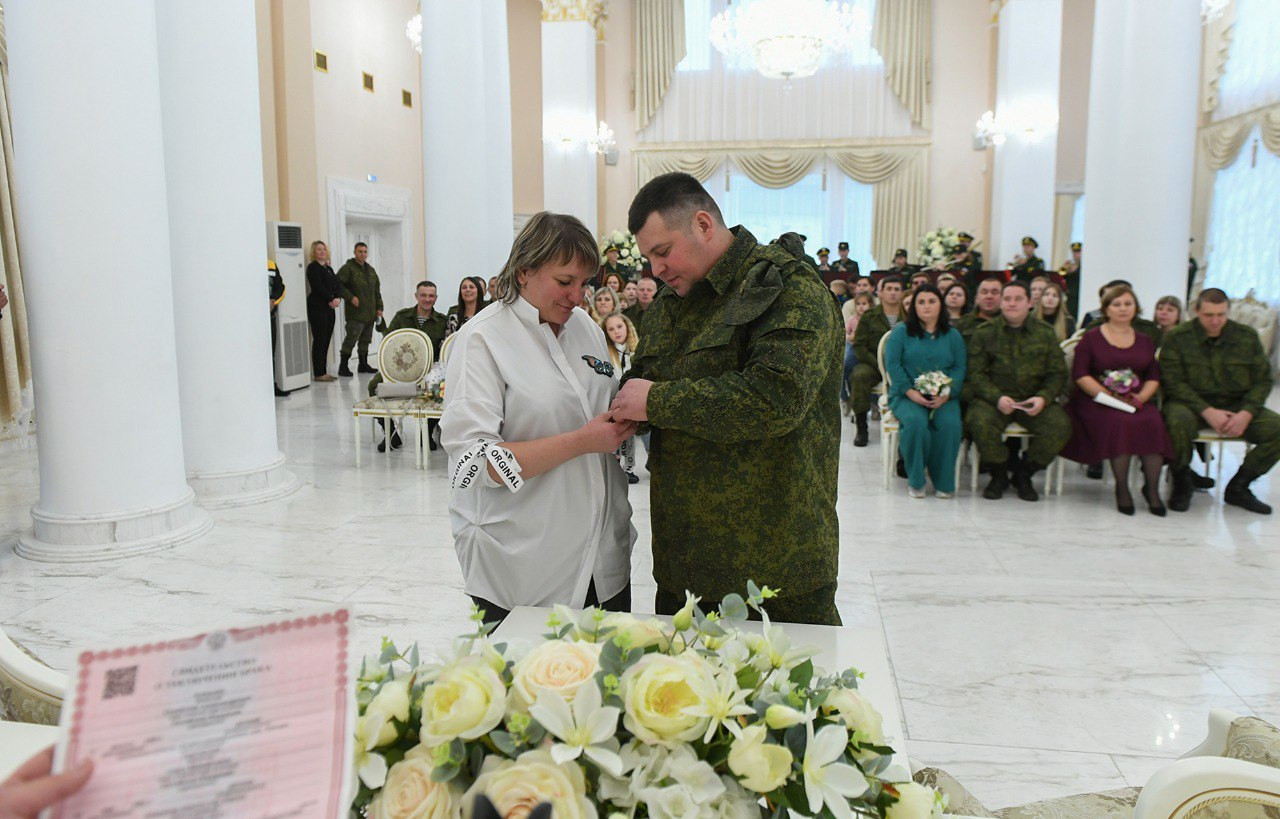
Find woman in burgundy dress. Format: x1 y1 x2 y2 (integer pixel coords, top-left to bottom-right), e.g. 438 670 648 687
1062 284 1173 516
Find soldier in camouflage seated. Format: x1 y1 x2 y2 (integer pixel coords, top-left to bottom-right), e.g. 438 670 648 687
609 172 844 626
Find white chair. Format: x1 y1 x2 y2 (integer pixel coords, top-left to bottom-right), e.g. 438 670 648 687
876 333 966 491
1192 429 1253 488
0 627 66 726
352 329 440 469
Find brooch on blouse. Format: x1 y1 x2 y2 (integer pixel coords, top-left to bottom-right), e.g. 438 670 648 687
581 355 615 377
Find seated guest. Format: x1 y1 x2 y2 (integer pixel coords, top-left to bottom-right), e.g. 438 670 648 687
1007 236 1045 283
1161 288 1278 514
965 281 1071 502
368 280 450 452
1029 274 1048 306
829 278 850 305
850 274 906 445
943 281 971 321
1082 279 1161 343
603 271 626 294
909 270 931 291
624 276 657 327
841 292 874 413
885 285 966 499
594 285 621 319
601 311 641 484
955 275 1003 343
1035 281 1077 341
935 272 959 292
851 275 875 300
1060 284 1171 515
1154 294 1183 335
445 276 488 337
441 211 636 624
621 279 638 310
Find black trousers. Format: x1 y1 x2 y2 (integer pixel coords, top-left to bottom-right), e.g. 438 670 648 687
471 581 631 627
308 302 335 377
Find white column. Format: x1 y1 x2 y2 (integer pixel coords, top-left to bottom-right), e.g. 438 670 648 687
154 0 299 508
8 0 211 561
421 0 515 302
988 0 1063 266
1081 0 1200 310
541 11 598 235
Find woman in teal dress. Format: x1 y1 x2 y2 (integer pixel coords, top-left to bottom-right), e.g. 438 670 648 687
884 284 967 498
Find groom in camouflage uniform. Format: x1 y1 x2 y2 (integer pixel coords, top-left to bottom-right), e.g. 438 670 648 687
609 173 844 625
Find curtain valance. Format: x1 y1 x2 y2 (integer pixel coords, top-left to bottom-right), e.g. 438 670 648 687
1200 102 1280 169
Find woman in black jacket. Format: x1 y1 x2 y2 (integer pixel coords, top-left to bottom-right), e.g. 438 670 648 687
306 240 342 381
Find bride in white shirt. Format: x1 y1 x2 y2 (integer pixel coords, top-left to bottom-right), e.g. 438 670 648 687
440 212 638 625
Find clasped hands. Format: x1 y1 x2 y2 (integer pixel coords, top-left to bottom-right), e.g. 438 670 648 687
906 389 948 410
997 395 1047 416
1203 407 1252 438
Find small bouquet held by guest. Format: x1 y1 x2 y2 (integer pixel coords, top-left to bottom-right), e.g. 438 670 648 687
913 370 953 419
351 584 945 819
1094 368 1140 414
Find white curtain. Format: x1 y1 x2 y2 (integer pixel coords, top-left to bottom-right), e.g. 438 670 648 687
640 0 921 143
1204 124 1280 304
1070 195 1085 244
1213 0 1280 122
710 165 878 271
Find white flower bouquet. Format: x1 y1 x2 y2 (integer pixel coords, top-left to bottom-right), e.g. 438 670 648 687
912 371 952 400
352 584 944 819
916 228 961 268
601 229 646 276
423 362 445 403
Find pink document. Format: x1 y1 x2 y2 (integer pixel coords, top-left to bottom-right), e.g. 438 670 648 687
50 609 354 819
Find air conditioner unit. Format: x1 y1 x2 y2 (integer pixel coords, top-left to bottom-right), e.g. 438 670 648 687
267 221 311 392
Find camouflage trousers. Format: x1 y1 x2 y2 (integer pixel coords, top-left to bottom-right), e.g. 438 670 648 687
1162 401 1280 474
340 318 375 358
964 399 1072 468
848 362 882 415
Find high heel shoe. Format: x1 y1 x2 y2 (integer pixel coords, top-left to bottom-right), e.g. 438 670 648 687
1143 482 1167 517
1116 486 1135 516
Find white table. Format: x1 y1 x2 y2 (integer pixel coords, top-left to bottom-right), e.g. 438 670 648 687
496 607 911 781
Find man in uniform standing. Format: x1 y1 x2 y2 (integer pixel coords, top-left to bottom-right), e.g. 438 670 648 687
849 273 905 446
367 280 448 452
598 242 624 288
1058 241 1083 318
336 241 384 377
1160 288 1278 514
952 231 984 285
609 172 844 625
816 247 836 283
965 281 1071 502
1008 236 1045 283
832 241 859 279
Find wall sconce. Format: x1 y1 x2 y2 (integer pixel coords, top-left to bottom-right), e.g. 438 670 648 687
589 121 619 166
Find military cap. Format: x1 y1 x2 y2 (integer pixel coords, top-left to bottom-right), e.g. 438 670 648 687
1021 236 1039 248
1070 241 1082 251
603 242 622 253
837 241 849 250
894 248 908 258
817 247 830 256
957 231 974 242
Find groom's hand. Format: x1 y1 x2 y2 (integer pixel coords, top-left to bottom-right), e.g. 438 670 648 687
610 379 652 422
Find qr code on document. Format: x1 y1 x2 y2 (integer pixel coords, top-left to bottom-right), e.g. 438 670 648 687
103 666 138 700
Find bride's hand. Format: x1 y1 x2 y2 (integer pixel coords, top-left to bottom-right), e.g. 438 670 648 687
577 412 637 454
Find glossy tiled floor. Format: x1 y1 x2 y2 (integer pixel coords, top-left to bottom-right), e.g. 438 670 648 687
1 375 1276 809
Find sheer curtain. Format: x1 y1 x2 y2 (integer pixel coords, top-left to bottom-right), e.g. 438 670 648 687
711 165 878 271
642 0 921 143
1204 124 1280 303
1213 0 1280 121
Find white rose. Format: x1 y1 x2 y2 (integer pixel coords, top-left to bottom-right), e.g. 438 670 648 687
727 724 793 793
621 653 713 746
368 677 412 725
510 640 601 714
602 613 669 650
764 704 806 731
461 749 595 819
824 688 886 747
420 656 507 746
370 757 463 819
887 782 944 819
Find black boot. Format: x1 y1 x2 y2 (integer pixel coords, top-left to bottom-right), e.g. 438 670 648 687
1013 455 1042 502
853 412 869 447
1224 467 1273 514
1191 472 1216 490
1168 467 1194 512
1086 463 1103 480
358 354 379 374
338 353 354 378
376 419 403 453
982 463 1009 500
895 455 907 479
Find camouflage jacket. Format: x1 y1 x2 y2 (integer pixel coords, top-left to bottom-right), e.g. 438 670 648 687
954 310 998 344
336 259 383 322
1159 319 1272 416
852 304 902 366
625 226 843 599
966 316 1068 405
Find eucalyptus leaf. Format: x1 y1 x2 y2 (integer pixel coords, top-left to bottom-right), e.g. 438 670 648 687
719 593 748 622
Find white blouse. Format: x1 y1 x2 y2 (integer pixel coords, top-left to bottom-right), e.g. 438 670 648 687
440 297 634 609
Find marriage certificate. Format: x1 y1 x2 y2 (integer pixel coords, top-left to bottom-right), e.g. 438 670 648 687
49 609 354 818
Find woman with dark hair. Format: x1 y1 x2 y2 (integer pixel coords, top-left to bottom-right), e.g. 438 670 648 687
445 276 488 337
942 281 970 320
884 284 967 498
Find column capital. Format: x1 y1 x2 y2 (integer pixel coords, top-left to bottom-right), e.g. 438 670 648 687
541 0 607 39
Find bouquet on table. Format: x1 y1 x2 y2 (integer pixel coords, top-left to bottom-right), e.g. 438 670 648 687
1094 368 1140 414
423 363 445 403
913 371 953 420
352 584 944 819
600 229 646 277
917 228 962 269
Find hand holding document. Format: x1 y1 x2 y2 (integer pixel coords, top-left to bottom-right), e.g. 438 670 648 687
49 609 354 819
1093 391 1137 414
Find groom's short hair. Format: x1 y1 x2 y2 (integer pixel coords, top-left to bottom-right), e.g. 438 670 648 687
628 172 725 235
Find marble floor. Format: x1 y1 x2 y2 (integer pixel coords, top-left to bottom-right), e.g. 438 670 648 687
1 376 1278 809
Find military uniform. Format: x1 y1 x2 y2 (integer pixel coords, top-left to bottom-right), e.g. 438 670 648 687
964 316 1071 476
1009 254 1045 284
1159 320 1279 476
596 260 625 289
849 304 900 414
367 307 448 397
625 226 844 625
336 257 384 370
831 258 859 279
622 302 647 329
954 311 997 345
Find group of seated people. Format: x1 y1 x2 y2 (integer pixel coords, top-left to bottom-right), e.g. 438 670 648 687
843 272 1277 516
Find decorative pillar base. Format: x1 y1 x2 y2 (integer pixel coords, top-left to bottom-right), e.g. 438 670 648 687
186 452 300 510
18 489 213 563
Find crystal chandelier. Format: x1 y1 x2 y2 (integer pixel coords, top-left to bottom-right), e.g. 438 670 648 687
709 0 867 82
406 14 422 53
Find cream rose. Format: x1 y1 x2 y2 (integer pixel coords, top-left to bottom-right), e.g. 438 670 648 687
368 677 412 725
510 640 601 714
886 782 943 819
727 724 793 794
461 749 595 819
620 653 713 746
420 656 507 747
601 613 669 650
824 688 886 747
369 757 462 819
